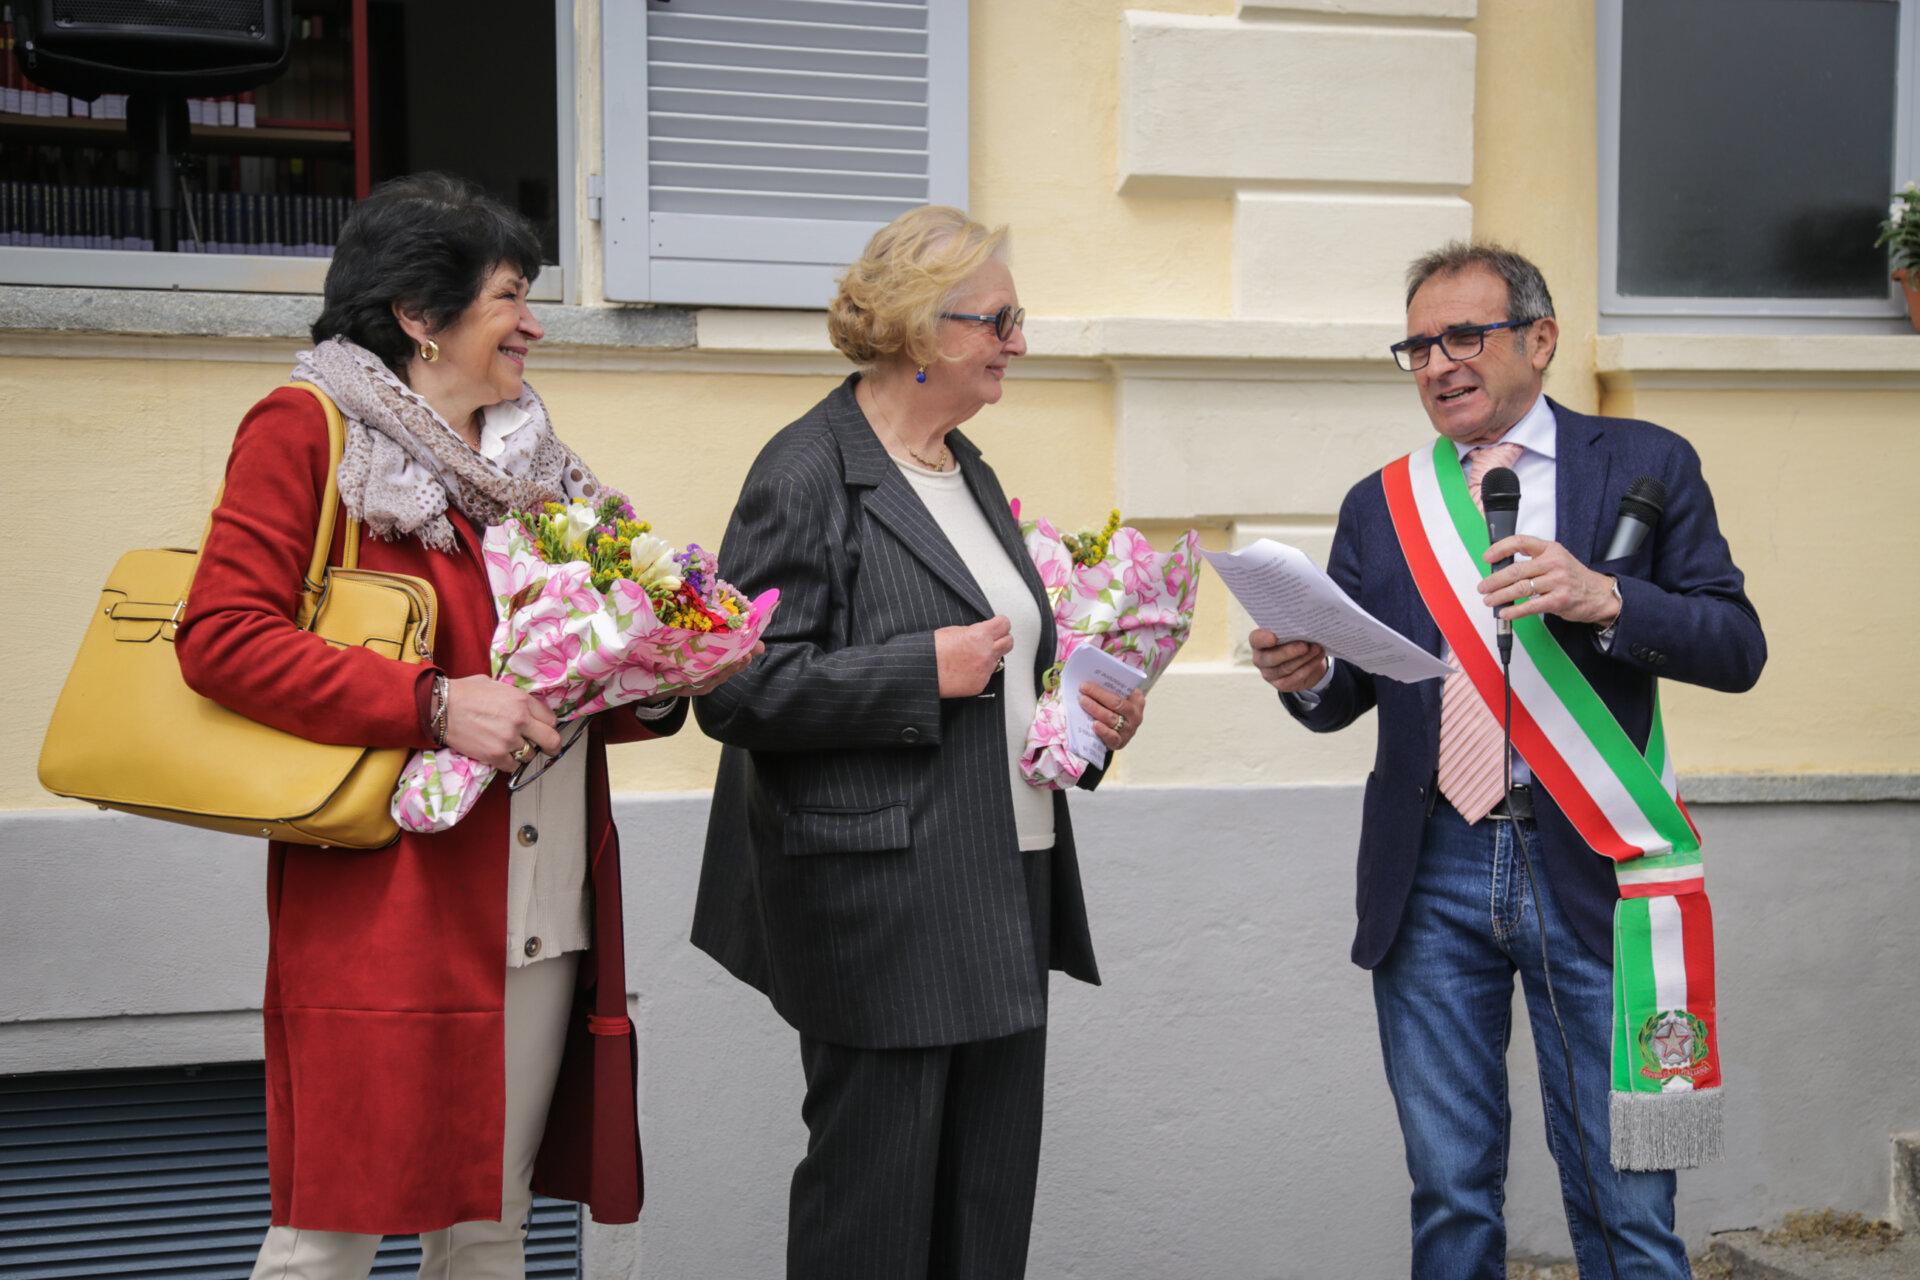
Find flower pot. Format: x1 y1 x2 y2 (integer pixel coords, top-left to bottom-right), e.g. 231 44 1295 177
1896 269 1920 333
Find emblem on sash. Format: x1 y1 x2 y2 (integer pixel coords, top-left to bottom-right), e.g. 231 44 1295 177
1637 1009 1711 1082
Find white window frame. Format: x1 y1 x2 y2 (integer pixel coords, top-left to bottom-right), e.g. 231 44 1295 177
599 0 968 308
0 3 577 303
1597 0 1917 330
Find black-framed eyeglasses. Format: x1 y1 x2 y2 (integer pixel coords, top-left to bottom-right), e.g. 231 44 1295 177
1389 319 1535 372
507 717 590 792
940 304 1026 341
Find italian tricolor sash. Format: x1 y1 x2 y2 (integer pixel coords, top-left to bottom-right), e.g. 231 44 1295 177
1382 438 1723 1171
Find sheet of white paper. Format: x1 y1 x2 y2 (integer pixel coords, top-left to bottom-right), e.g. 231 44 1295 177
1061 645 1148 770
1201 540 1456 684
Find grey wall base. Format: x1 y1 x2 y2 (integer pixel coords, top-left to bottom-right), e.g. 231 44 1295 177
4 787 1916 1279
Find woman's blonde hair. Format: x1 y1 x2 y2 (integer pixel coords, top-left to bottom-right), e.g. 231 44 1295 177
828 206 1008 368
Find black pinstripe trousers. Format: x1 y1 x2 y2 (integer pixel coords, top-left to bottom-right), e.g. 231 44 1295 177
786 848 1052 1280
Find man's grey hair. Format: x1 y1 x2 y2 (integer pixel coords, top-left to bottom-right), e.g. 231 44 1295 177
1404 241 1556 322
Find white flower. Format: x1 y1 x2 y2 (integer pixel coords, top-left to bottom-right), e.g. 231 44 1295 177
559 501 598 549
1894 199 1908 226
629 533 682 590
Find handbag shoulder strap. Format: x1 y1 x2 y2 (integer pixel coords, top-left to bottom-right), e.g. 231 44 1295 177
287 381 361 575
192 383 364 629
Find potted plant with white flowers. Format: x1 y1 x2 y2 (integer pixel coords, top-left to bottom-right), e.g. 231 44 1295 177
1877 181 1920 331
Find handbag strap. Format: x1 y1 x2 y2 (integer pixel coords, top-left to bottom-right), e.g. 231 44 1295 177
191 383 365 625
287 381 362 578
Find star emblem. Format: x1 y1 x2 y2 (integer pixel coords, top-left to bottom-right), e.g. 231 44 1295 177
1652 1015 1694 1066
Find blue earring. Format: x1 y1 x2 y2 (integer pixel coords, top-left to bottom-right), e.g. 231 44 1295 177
916 365 927 383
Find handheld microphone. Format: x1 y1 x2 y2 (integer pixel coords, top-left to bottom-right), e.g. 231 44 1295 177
1603 476 1667 561
1481 466 1521 660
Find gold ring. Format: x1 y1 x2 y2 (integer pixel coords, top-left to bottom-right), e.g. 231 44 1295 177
511 742 536 763
1114 714 1126 735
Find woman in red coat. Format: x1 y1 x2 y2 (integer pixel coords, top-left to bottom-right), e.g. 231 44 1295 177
176 173 743 1279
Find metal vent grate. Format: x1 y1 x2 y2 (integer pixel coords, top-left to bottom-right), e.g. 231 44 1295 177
0 1063 580 1279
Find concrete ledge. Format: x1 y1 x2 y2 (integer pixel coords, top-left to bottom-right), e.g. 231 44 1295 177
1680 773 1920 805
1597 334 1920 373
1894 1135 1920 1233
1239 0 1475 17
1597 333 1920 391
0 1010 261 1075
0 292 1410 367
533 302 694 350
1037 315 1403 363
0 284 698 350
1 285 324 340
1703 1229 1920 1279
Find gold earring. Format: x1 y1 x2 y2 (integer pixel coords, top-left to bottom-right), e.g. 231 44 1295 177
420 339 440 363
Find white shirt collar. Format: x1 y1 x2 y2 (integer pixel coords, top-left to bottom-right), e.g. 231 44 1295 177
475 400 533 462
1453 393 1555 462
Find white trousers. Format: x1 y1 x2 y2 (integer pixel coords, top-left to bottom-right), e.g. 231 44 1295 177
249 953 579 1280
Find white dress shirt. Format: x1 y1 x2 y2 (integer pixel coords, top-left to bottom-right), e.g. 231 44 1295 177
1294 394 1563 783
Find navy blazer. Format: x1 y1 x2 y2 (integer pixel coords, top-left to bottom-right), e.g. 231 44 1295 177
692 377 1101 1050
1287 400 1766 966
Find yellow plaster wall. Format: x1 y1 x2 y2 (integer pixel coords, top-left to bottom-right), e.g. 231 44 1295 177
1464 0 1601 415
1598 383 1920 775
970 0 1234 318
12 0 1909 814
5 355 1116 809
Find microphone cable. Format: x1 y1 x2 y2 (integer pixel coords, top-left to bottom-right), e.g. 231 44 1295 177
1501 632 1623 1280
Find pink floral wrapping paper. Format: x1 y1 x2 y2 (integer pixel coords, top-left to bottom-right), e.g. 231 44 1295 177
390 518 778 833
1014 503 1202 790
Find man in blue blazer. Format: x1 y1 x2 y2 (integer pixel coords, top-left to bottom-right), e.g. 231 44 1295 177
1251 244 1764 1279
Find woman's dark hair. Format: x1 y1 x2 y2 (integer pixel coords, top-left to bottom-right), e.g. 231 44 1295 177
312 172 543 377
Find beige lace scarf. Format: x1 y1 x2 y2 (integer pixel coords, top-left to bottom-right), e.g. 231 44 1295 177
290 336 602 552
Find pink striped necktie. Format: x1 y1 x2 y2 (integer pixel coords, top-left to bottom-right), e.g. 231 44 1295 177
1437 441 1524 824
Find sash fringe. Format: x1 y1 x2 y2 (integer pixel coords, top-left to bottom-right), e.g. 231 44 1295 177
1609 1086 1724 1171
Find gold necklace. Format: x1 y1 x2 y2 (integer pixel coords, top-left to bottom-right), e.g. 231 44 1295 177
905 441 950 471
864 382 951 471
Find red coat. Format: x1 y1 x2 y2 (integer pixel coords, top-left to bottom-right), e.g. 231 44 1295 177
176 385 672 1232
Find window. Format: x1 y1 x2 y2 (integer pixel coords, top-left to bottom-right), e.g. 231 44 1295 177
1598 0 1919 327
0 0 570 299
599 0 968 308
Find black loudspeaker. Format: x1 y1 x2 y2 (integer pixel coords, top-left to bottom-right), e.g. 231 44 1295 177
10 0 295 252
12 0 293 98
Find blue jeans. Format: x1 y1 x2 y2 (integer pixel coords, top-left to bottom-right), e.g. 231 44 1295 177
1372 801 1691 1280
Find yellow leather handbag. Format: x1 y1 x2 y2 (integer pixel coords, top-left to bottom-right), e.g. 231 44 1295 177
37 382 438 849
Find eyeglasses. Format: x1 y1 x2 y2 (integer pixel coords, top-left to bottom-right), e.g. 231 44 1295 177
1389 319 1535 372
507 718 590 792
940 304 1026 341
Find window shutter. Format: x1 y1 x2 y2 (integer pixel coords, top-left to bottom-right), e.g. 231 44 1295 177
0 1062 581 1278
601 0 969 306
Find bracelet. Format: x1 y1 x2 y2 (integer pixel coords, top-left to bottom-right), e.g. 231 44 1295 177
429 674 450 747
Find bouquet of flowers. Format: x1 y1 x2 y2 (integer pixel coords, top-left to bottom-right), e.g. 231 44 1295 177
390 489 777 833
1012 502 1201 789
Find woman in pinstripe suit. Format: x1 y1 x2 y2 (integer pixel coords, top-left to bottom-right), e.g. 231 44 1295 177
692 207 1147 1280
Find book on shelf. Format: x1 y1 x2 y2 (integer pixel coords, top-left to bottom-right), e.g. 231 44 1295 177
1 181 351 257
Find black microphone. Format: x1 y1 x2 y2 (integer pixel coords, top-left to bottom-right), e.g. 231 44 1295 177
1481 466 1521 659
1603 476 1667 561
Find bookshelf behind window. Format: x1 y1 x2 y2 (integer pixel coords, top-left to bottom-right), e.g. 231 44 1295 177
0 0 370 258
